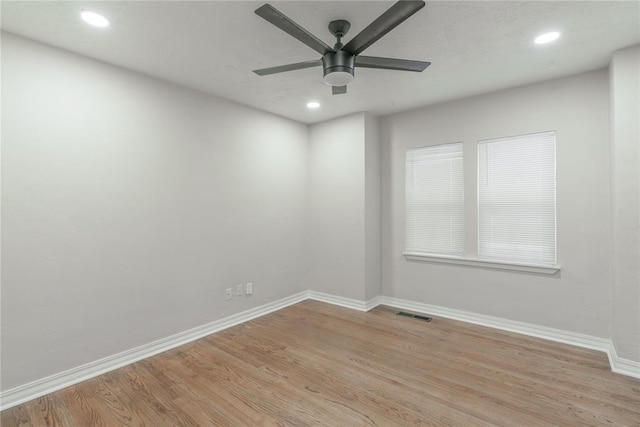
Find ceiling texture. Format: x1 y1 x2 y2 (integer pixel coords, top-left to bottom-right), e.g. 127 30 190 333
1 1 639 124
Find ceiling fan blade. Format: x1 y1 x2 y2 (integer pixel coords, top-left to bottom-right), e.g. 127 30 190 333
253 60 322 76
332 85 347 95
343 1 425 55
255 4 334 55
356 56 430 72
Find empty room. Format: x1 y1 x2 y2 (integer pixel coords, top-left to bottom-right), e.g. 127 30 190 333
1 0 639 425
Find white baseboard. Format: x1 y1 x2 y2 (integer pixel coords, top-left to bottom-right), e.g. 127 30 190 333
2 291 637 411
376 296 611 352
376 296 639 380
608 343 640 379
0 291 309 411
307 291 382 312
364 295 384 311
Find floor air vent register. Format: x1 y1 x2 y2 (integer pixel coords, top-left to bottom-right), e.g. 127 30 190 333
395 311 432 322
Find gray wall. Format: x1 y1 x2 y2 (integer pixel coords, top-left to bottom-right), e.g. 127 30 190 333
308 113 366 300
307 113 382 301
610 45 640 363
380 70 612 338
3 31 637 395
1 33 310 390
364 114 382 301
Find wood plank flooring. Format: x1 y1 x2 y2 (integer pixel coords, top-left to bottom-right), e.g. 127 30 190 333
2 300 640 426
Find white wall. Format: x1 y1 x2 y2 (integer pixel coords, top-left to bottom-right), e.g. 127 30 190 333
1 33 309 391
609 45 640 363
381 70 612 338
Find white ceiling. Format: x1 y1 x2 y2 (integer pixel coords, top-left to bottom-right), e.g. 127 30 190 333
1 1 638 124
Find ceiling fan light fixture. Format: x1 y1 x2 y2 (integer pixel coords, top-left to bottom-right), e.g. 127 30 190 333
323 70 354 86
322 50 355 86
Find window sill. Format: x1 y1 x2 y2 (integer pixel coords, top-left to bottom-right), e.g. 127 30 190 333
403 252 561 275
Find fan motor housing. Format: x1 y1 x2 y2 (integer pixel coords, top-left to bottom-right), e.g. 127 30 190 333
322 50 355 80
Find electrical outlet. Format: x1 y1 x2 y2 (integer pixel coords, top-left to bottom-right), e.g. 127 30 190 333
236 283 244 297
225 288 233 300
246 282 253 295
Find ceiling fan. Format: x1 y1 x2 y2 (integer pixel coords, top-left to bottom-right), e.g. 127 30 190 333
253 1 431 95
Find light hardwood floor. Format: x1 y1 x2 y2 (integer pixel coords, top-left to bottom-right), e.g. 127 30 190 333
2 300 640 426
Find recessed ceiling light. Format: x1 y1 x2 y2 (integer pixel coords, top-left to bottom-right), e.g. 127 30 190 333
534 31 560 45
81 10 110 28
307 101 320 109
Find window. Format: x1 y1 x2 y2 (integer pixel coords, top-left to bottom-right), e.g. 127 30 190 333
405 143 464 256
404 131 559 273
478 131 556 265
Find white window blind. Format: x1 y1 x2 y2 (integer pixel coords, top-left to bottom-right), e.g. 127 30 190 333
405 143 464 256
478 131 556 265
